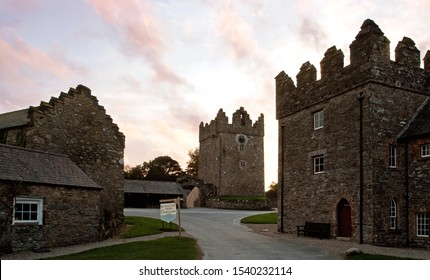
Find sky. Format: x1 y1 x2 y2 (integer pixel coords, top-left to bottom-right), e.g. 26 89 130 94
1 0 429 189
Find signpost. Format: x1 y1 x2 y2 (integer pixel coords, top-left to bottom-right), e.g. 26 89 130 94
159 197 183 239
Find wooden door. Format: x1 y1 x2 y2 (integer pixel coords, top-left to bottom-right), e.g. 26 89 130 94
337 199 352 237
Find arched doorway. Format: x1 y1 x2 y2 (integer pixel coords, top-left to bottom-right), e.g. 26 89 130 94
337 198 352 237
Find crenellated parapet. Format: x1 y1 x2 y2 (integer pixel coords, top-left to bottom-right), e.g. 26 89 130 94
199 107 264 142
276 19 430 119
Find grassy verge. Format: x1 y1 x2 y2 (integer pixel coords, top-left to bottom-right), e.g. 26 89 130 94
121 216 180 238
47 237 200 260
218 196 268 201
241 212 277 224
45 216 200 260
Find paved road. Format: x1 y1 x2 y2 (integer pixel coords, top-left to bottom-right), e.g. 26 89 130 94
125 207 338 260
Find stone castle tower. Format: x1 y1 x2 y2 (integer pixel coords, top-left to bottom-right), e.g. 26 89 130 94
276 19 430 247
199 107 264 197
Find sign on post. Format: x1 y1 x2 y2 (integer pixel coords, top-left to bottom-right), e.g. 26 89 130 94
160 202 177 223
160 197 184 239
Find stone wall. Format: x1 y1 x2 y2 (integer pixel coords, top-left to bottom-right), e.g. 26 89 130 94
199 107 265 197
276 19 430 246
0 182 101 252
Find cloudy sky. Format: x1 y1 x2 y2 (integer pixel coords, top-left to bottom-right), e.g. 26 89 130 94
1 0 429 188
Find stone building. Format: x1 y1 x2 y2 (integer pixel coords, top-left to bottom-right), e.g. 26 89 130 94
276 19 430 247
0 85 125 252
199 107 265 197
0 144 102 252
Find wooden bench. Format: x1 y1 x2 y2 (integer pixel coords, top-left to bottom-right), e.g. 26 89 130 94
297 222 330 239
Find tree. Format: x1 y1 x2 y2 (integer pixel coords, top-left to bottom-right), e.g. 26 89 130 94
124 164 145 180
265 181 278 200
142 156 183 181
185 148 199 178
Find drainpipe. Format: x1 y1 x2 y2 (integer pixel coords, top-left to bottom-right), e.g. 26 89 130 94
404 142 410 247
280 124 285 232
358 93 364 244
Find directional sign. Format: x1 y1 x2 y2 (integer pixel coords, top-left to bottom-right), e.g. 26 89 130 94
160 202 177 223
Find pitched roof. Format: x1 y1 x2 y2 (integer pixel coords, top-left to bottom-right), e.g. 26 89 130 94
0 109 30 129
0 144 101 189
398 97 430 141
125 180 185 195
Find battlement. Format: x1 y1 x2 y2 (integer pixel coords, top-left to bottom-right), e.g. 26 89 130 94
276 19 430 119
199 107 264 142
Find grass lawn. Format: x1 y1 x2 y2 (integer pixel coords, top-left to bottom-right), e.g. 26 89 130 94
47 237 200 260
218 196 268 201
45 216 200 260
120 216 181 238
240 212 277 224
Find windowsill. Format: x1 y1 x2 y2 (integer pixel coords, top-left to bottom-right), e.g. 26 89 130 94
13 222 42 226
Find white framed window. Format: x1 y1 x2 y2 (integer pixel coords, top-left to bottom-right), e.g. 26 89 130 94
313 110 324 130
421 144 430 158
313 155 324 174
389 145 397 168
13 197 43 225
416 213 429 237
390 199 397 229
239 160 247 169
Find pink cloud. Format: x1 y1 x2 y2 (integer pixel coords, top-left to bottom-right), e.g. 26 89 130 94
216 2 258 60
88 0 190 88
0 36 73 81
299 17 327 50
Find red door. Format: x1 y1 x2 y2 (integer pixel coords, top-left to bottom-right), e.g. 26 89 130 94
337 199 352 237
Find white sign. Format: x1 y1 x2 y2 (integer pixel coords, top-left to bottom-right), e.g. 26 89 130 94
160 202 177 223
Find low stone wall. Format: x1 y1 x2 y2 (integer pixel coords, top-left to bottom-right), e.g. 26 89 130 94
206 198 270 210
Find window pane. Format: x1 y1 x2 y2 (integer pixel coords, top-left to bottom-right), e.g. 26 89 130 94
417 213 429 237
314 155 324 173
314 111 324 130
421 144 430 157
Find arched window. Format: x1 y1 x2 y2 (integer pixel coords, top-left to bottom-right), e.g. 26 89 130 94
390 199 397 229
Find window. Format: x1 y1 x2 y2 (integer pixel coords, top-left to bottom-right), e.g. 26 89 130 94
13 197 43 225
313 110 324 130
389 145 397 168
421 144 430 158
416 213 429 237
390 199 397 229
313 155 324 174
239 145 245 152
239 160 246 169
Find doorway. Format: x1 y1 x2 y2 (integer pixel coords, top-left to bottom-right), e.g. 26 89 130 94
337 198 352 237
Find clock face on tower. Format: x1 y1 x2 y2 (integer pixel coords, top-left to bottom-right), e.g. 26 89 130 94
235 134 248 145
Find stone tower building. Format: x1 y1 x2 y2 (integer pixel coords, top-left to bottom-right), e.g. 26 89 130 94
199 107 264 197
276 19 430 247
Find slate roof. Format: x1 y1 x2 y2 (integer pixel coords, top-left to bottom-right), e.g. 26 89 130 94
398 97 430 141
125 180 185 195
0 144 101 189
0 109 30 130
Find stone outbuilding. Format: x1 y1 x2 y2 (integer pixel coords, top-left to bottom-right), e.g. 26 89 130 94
0 144 102 252
124 180 186 208
276 19 430 247
0 85 125 253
